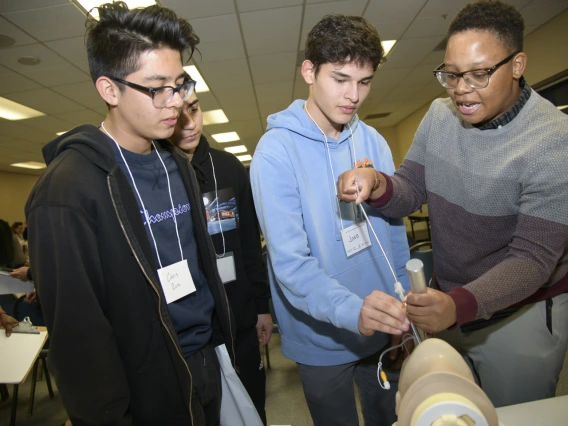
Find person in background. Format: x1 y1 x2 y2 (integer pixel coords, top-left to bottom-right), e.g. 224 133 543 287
25 3 234 424
337 0 568 408
251 14 411 426
0 307 18 336
169 89 273 425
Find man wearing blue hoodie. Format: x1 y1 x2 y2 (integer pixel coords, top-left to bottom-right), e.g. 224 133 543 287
250 14 411 426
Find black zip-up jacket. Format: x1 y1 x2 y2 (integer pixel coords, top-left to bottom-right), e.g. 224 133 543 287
190 135 270 337
25 125 235 426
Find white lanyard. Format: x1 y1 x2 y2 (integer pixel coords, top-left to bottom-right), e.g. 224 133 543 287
302 104 398 283
101 122 184 268
303 102 359 229
208 152 227 258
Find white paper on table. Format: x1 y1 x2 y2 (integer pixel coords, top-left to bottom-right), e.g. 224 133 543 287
0 271 34 295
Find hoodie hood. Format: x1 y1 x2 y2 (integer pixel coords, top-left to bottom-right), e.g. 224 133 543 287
189 134 211 186
42 124 118 173
267 99 360 145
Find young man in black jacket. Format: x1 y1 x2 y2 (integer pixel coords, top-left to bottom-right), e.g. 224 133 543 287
169 91 272 424
25 3 234 425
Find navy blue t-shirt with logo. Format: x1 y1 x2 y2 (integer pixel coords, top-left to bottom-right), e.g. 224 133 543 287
107 138 214 357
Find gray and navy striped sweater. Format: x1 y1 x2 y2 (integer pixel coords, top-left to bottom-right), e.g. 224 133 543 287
371 89 568 327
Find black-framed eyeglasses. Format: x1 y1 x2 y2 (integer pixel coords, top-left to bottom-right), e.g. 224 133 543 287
433 52 519 89
109 77 196 108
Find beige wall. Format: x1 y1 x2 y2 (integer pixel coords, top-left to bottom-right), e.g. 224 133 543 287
523 8 568 85
0 171 39 225
375 126 400 166
383 8 568 164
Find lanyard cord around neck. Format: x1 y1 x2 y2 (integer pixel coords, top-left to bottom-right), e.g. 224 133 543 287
208 152 227 258
303 101 345 227
101 122 184 268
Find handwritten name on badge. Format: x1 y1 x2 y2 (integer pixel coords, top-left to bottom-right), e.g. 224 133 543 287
341 222 372 257
158 260 196 304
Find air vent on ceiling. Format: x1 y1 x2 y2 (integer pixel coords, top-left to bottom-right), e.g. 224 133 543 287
365 112 391 120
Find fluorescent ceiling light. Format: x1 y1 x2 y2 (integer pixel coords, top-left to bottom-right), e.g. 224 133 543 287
557 105 568 111
224 145 247 154
237 155 252 162
212 132 240 143
73 1 156 19
202 109 229 125
56 131 68 136
382 40 397 56
11 161 46 170
0 97 45 120
183 65 210 93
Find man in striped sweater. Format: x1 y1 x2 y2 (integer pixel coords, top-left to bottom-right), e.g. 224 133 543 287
337 0 568 408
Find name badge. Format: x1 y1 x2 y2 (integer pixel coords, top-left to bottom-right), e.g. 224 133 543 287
341 221 372 258
157 259 196 304
216 252 236 284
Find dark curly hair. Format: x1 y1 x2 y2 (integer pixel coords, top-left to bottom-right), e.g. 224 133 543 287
86 1 200 85
448 0 524 53
305 14 385 76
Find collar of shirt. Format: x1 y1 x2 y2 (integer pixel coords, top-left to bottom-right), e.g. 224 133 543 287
478 77 531 130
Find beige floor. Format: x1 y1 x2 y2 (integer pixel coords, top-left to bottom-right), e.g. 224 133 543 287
1 332 567 425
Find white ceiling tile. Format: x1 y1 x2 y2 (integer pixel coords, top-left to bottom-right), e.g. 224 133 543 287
21 115 77 134
199 58 253 89
249 52 296 85
51 81 105 110
417 0 470 19
372 21 410 41
54 110 105 127
0 43 70 73
0 120 53 143
255 81 293 105
303 0 368 29
380 36 443 69
259 99 290 117
521 2 568 27
399 64 438 86
161 0 235 20
403 16 450 39
75 60 91 74
524 24 540 37
215 84 257 105
194 39 246 64
382 84 425 104
4 88 85 115
419 49 445 66
0 0 67 13
237 0 303 13
194 91 221 111
3 4 87 42
222 102 261 121
246 34 299 57
0 16 38 47
189 14 241 43
0 71 42 94
365 0 426 23
240 6 302 40
44 36 88 63
373 67 413 91
20 65 90 87
508 0 533 10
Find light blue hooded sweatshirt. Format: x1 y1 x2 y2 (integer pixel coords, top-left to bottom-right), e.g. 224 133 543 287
250 100 410 366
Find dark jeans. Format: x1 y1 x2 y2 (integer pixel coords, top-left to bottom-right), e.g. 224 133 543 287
235 327 267 425
297 349 399 426
185 342 222 426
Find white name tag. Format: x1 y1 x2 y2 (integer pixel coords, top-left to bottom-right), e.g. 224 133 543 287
157 259 196 304
341 221 372 258
216 252 236 284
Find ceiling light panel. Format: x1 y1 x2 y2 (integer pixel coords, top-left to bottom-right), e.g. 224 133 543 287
11 161 46 170
202 110 229 126
212 132 240 143
183 65 210 93
237 155 252 162
0 97 45 120
224 145 247 154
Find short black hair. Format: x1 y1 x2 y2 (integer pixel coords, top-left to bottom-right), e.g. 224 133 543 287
86 1 200 84
305 14 385 75
448 0 524 53
11 222 23 232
